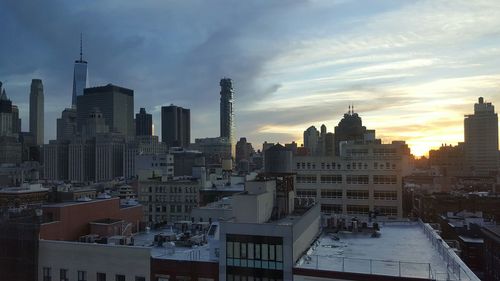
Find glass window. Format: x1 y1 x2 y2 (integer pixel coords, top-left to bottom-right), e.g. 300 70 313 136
97 273 106 281
255 244 261 259
241 243 247 258
248 243 254 259
227 242 234 258
78 271 87 281
276 245 283 262
43 267 51 281
60 269 68 281
262 244 268 260
234 242 240 258
135 277 146 281
269 244 275 260
115 275 125 281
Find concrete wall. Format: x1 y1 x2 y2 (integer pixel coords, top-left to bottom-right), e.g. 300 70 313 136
292 204 321 262
232 191 273 223
38 240 150 281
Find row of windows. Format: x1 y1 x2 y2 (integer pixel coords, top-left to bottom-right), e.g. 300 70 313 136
144 186 198 194
297 174 398 185
42 268 145 281
320 175 342 184
226 275 282 281
227 242 283 262
320 205 398 216
296 161 397 170
373 191 397 200
296 189 398 200
346 190 369 200
148 195 198 203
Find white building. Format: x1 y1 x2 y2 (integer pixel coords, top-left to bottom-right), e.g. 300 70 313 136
294 140 411 221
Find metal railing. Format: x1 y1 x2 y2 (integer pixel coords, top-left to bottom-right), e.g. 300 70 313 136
303 255 434 279
419 220 481 281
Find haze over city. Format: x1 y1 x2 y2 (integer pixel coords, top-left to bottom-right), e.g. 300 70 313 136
2 0 500 156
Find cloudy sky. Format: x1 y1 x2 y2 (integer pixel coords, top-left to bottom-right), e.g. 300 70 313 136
1 0 500 156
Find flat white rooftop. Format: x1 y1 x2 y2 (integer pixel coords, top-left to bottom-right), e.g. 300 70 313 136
133 228 213 262
296 221 479 281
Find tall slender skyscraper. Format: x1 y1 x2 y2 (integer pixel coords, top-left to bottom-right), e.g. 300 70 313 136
29 79 44 145
161 105 190 148
464 97 499 176
72 34 88 108
220 78 234 141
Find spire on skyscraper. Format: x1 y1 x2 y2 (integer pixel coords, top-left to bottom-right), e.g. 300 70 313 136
80 33 83 62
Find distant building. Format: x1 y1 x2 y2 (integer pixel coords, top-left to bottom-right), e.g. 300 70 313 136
11 105 21 135
135 107 152 136
294 140 411 220
71 35 88 108
138 177 202 224
191 137 231 165
429 143 466 177
29 79 44 146
334 106 367 156
0 88 13 137
56 107 77 143
303 126 319 156
76 84 134 137
235 137 254 164
220 78 234 144
464 97 499 176
161 104 190 148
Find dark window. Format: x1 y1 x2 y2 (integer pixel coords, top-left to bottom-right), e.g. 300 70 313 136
60 269 68 281
97 273 106 281
135 277 145 281
115 275 125 281
78 271 87 281
43 267 51 281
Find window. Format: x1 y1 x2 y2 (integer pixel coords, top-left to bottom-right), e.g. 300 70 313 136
43 267 51 281
320 175 342 184
346 190 369 200
373 175 397 184
115 275 125 281
321 204 342 214
321 189 342 199
295 189 316 198
97 273 106 281
347 205 369 215
346 175 369 184
296 175 316 183
374 191 397 200
375 206 398 216
60 269 68 281
78 271 87 281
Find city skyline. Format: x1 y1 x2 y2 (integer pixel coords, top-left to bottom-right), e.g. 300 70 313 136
2 1 500 156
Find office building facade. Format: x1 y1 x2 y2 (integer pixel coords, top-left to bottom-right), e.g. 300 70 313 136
464 97 499 176
71 35 88 108
161 105 190 148
220 78 234 142
136 108 152 136
76 84 134 137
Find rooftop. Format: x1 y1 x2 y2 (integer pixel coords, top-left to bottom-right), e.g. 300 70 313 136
0 183 48 194
133 227 213 262
296 221 479 281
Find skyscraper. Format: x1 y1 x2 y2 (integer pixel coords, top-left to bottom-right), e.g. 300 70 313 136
220 78 234 141
161 105 190 148
72 34 88 108
303 126 319 156
0 87 13 137
56 108 77 143
464 97 499 176
76 84 134 137
135 107 152 136
334 106 367 156
29 79 44 146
